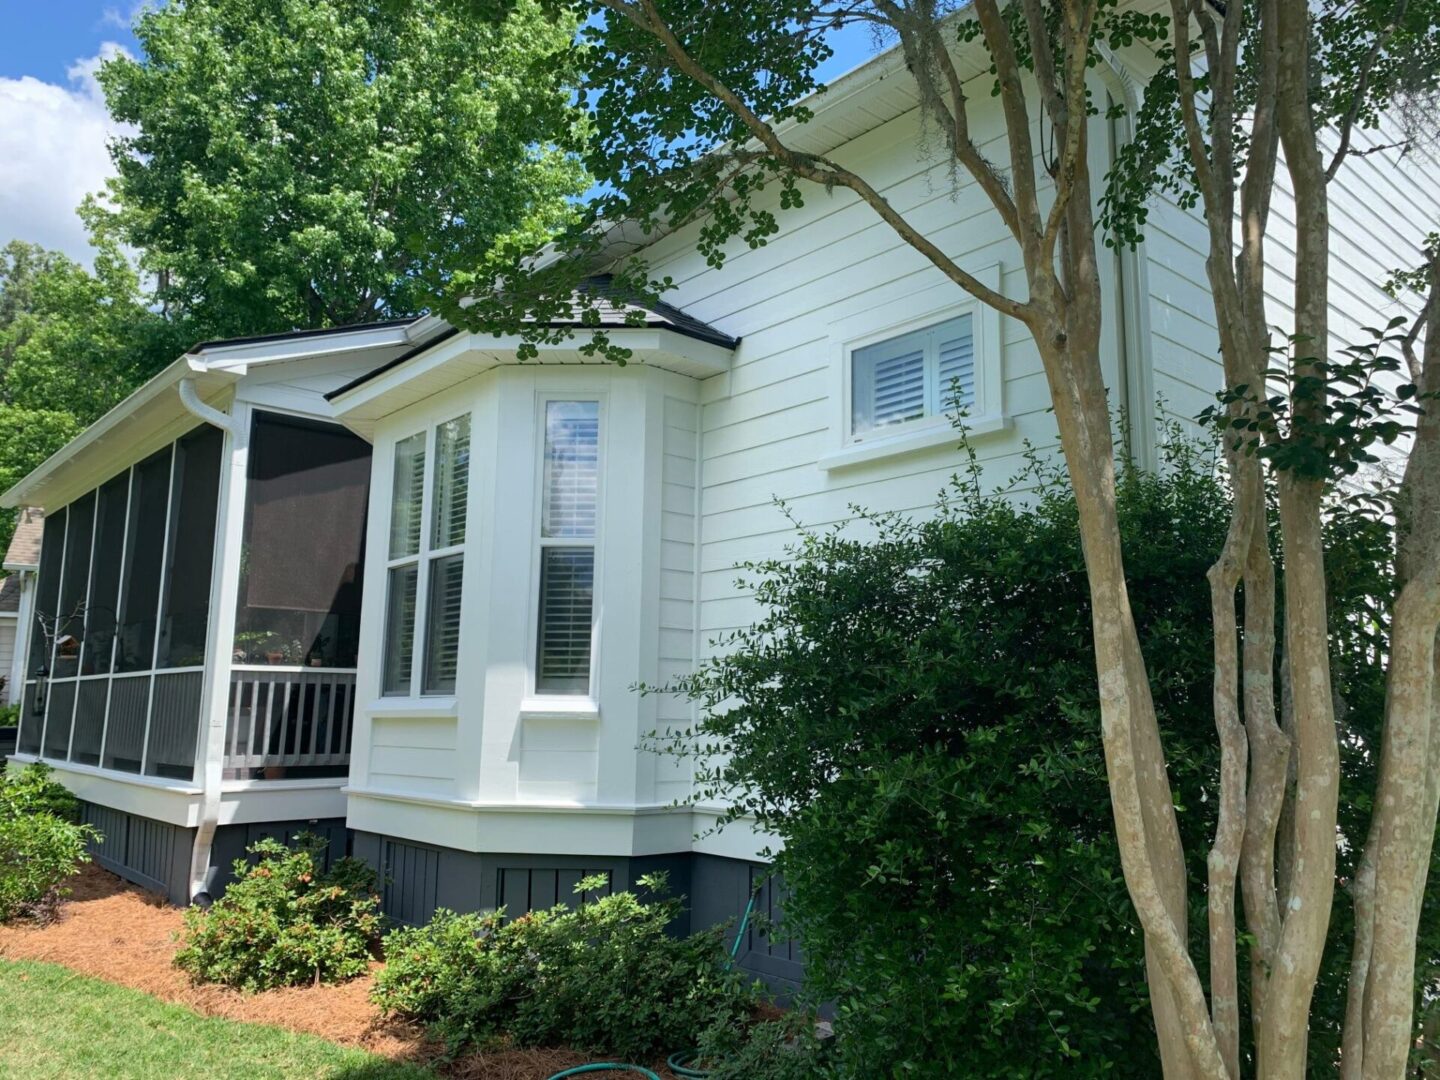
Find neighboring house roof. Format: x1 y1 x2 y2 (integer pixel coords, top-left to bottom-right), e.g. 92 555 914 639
325 276 738 403
0 574 20 614
3 507 43 571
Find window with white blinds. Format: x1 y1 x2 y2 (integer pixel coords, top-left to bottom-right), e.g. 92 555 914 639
535 401 599 696
851 312 976 436
382 414 470 696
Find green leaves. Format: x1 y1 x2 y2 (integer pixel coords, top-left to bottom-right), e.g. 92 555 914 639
93 0 589 340
174 835 382 991
372 881 757 1059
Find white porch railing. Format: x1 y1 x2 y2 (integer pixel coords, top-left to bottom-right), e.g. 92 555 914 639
224 666 355 776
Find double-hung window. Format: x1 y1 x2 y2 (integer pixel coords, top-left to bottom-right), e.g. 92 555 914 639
851 312 975 437
382 414 470 696
534 400 600 696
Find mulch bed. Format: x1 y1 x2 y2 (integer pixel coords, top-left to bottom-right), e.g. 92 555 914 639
0 864 677 1080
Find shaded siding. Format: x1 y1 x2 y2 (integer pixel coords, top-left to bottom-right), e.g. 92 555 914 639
146 670 203 780
69 679 108 766
40 680 76 760
102 676 149 773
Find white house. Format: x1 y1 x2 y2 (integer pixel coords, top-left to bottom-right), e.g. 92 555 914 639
3 15 1435 989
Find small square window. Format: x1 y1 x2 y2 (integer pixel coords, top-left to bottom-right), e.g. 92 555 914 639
851 313 975 436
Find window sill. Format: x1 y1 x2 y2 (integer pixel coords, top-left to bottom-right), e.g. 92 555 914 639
366 697 458 719
817 414 1010 472
519 697 601 723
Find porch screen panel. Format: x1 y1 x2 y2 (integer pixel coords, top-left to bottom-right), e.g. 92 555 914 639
234 412 370 669
18 511 66 755
70 679 109 766
82 473 131 675
117 447 173 672
27 509 66 671
155 425 223 669
41 680 76 760
145 670 203 780
102 676 149 773
53 491 95 678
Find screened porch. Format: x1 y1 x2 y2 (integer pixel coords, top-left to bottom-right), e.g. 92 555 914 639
14 411 371 784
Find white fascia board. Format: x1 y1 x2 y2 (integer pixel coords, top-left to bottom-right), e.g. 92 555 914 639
330 327 732 431
0 358 242 510
196 322 421 372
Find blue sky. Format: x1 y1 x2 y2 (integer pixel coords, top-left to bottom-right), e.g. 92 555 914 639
1 1 141 85
0 3 886 264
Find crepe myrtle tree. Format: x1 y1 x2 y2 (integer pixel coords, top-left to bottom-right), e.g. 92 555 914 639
1105 0 1440 1072
438 0 1210 1072
431 0 1438 1076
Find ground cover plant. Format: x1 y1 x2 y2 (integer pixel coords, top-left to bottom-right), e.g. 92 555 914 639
0 958 435 1080
373 872 757 1060
650 436 1425 1076
175 834 381 991
0 763 96 923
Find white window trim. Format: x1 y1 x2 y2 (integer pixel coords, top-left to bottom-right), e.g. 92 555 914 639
819 262 1009 472
526 392 606 705
382 414 470 698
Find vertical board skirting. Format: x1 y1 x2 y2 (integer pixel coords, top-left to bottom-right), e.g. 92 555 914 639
497 866 613 916
81 801 192 904
381 839 441 926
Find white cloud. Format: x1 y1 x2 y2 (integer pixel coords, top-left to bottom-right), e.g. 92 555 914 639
0 44 132 265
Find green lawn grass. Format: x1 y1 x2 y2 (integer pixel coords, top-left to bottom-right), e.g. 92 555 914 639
0 959 436 1079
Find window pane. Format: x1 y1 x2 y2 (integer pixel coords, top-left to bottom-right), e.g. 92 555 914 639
936 314 976 411
156 424 224 668
852 332 925 434
389 432 426 559
431 415 470 550
116 447 172 672
83 473 131 675
382 564 418 695
542 401 599 539
536 547 594 695
52 492 94 678
422 554 464 695
235 412 371 669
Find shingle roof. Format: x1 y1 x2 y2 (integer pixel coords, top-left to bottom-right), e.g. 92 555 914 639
4 508 43 570
0 574 19 614
568 276 738 348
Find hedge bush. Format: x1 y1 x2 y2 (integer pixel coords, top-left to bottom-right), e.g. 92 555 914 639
651 435 1414 1076
0 763 96 922
174 835 381 991
373 873 756 1059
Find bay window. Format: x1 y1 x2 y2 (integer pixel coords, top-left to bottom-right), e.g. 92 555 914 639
535 400 599 696
382 414 469 696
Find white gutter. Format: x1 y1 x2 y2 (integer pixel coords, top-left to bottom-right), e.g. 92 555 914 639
176 375 243 903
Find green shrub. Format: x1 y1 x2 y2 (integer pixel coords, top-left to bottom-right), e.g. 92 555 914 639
692 1014 830 1080
174 835 381 991
650 435 1407 1077
0 763 96 921
373 873 756 1059
0 703 19 728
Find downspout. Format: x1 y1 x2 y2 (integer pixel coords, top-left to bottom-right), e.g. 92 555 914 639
1095 45 1158 473
177 375 243 903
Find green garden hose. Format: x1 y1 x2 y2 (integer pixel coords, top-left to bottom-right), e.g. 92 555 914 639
545 892 758 1080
